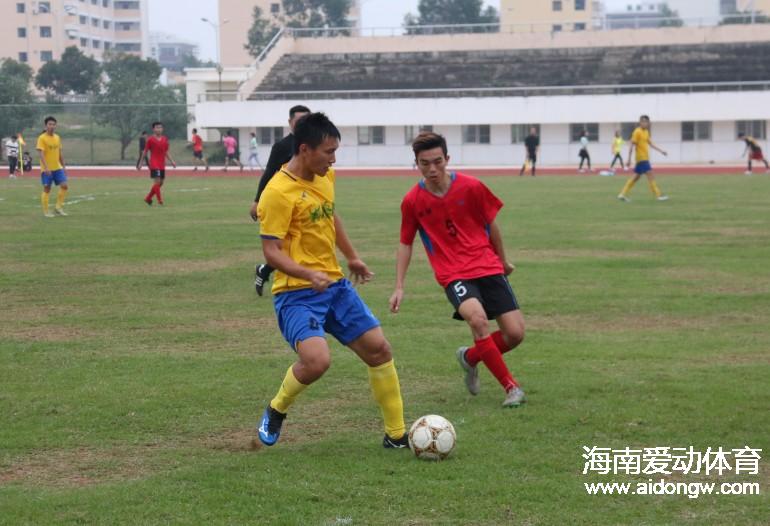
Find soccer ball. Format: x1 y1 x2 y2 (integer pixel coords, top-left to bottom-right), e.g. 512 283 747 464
408 414 456 461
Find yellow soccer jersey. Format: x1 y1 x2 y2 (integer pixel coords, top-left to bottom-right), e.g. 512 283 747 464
613 137 625 154
258 166 344 294
36 133 62 171
631 127 650 163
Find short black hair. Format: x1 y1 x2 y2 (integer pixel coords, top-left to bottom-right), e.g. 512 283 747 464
44 116 57 125
738 132 746 138
292 112 341 154
141 130 147 135
412 132 448 158
192 128 198 133
152 121 163 128
640 115 650 122
289 105 311 119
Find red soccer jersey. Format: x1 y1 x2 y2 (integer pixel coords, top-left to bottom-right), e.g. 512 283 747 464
144 135 169 170
399 172 504 287
192 134 203 152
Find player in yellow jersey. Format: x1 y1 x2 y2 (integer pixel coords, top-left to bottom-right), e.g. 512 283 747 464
618 115 668 202
256 113 408 449
36 116 69 217
609 130 626 171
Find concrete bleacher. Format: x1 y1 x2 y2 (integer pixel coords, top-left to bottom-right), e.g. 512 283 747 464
249 42 770 99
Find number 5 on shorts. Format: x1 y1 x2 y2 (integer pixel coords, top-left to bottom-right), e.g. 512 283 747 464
453 281 467 298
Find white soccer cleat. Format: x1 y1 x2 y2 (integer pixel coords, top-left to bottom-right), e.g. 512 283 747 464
54 208 68 216
617 194 631 202
657 195 669 202
44 212 55 218
502 386 526 407
744 170 753 175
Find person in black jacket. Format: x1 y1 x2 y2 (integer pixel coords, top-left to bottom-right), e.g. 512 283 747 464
250 105 311 296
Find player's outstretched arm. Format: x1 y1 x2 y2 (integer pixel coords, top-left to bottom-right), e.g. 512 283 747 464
262 238 332 292
334 214 373 285
626 142 635 167
389 243 413 313
649 140 668 156
488 221 515 275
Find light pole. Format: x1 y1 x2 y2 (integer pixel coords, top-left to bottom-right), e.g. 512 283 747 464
201 17 228 101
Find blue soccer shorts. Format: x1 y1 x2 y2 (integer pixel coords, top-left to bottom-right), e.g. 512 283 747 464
273 278 380 351
634 161 652 175
41 169 67 186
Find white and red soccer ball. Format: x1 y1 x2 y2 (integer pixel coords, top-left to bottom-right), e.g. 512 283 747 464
408 414 456 461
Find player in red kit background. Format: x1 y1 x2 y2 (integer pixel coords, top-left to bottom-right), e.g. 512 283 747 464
389 132 527 408
136 121 177 205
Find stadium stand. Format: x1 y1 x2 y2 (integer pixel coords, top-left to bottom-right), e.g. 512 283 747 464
250 42 770 99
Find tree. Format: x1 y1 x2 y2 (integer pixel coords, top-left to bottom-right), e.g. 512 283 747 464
179 53 217 70
0 59 36 147
35 46 101 94
403 0 499 33
658 4 684 28
93 54 188 160
246 0 353 58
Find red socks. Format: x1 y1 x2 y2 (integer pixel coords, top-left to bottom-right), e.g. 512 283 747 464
145 183 163 204
491 330 511 354
464 335 518 392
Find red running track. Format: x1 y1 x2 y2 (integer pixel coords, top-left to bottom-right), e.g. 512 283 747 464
17 165 751 178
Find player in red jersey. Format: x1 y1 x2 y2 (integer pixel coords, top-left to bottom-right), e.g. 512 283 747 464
136 121 177 205
190 128 209 171
389 132 526 407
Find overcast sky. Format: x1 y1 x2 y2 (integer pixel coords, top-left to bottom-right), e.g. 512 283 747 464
149 0 702 62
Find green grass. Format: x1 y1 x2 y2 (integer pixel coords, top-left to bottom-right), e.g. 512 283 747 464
0 174 768 525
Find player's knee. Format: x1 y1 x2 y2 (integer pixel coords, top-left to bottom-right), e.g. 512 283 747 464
466 312 489 335
506 324 525 348
369 338 393 364
304 353 331 378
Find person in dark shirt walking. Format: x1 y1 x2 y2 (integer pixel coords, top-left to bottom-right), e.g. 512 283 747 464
519 127 540 177
250 105 311 296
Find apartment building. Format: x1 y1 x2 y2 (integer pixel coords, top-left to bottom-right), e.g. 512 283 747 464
500 0 601 32
218 0 361 67
0 0 149 70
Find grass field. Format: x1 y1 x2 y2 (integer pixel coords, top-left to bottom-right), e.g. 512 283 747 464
0 173 768 525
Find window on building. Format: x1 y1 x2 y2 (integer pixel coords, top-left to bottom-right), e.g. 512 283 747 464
552 0 562 11
103 20 111 29
16 3 25 13
103 0 110 6
258 127 283 145
552 24 562 32
512 124 541 144
570 123 599 142
720 0 737 14
80 15 87 24
80 37 88 46
574 22 586 31
575 0 586 10
736 120 767 140
104 41 111 50
18 52 28 62
38 1 51 12
681 121 712 142
40 26 52 38
40 51 53 61
92 17 100 27
17 27 27 37
358 126 386 145
271 3 280 13
462 125 491 144
620 122 637 140
92 39 101 48
92 0 98 4
114 42 141 51
114 1 140 9
404 125 433 144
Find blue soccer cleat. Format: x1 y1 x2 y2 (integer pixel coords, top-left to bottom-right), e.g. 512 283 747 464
257 405 287 446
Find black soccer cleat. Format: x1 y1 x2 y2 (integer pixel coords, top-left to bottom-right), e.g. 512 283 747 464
254 263 267 296
383 432 410 449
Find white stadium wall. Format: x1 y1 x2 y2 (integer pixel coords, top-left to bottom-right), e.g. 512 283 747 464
201 91 770 167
